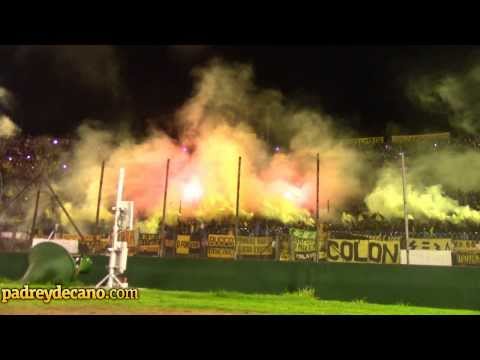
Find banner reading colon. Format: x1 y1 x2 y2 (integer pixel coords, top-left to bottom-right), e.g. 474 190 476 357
326 239 400 264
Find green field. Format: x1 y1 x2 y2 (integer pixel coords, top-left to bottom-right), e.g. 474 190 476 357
0 280 478 315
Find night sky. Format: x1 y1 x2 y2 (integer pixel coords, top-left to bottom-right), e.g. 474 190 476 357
0 45 477 140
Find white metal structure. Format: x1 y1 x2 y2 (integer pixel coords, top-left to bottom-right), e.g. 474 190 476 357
400 152 409 265
96 168 129 289
119 200 134 230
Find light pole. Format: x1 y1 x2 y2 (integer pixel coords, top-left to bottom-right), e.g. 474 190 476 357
400 152 409 265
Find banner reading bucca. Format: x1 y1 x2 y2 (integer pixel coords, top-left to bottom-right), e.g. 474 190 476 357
208 234 235 248
326 239 400 264
208 234 235 259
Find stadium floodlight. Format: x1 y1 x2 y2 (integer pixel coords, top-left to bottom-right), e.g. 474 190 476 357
96 168 129 289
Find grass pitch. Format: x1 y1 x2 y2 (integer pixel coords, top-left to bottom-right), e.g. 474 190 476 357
0 280 478 315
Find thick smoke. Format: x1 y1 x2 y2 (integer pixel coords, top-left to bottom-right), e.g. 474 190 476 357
0 86 19 138
365 164 480 224
55 59 366 232
0 116 19 139
363 59 480 225
407 62 480 135
15 46 124 102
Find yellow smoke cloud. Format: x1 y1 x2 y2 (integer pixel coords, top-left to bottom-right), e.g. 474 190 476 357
365 166 480 224
51 60 365 232
0 116 20 139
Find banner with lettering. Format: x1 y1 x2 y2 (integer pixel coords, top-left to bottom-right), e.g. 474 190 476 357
237 236 273 256
138 233 161 245
278 235 291 261
452 251 480 265
452 240 480 251
176 235 191 255
289 228 326 261
208 234 235 259
408 238 452 251
342 137 384 145
326 239 400 264
175 235 200 255
391 132 450 144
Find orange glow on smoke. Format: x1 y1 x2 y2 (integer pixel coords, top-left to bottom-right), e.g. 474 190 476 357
182 177 204 203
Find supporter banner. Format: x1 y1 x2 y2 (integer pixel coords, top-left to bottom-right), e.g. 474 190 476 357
452 240 480 251
208 234 235 248
207 247 235 259
61 234 112 242
279 236 291 261
342 137 384 145
361 234 402 241
138 233 176 248
401 250 452 266
119 231 135 246
0 232 29 240
165 239 176 248
176 235 190 255
208 234 235 259
452 251 480 265
391 132 450 144
290 228 326 261
139 233 160 245
237 236 273 256
137 244 160 253
175 235 201 255
408 238 452 251
327 239 400 264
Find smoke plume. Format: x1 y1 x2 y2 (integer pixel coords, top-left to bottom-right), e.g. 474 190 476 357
54 59 366 232
407 62 480 135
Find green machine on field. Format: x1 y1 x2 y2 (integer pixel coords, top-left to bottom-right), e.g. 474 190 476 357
21 241 92 285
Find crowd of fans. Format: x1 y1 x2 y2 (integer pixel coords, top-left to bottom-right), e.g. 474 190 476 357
2 133 480 241
0 135 71 196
